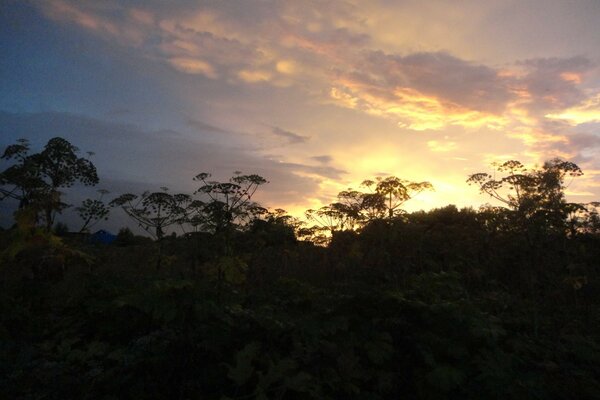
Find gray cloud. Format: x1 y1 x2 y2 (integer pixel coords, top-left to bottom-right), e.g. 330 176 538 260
349 50 514 114
310 155 333 164
520 56 594 113
568 131 600 150
280 162 347 180
0 111 339 212
270 126 309 144
186 118 234 135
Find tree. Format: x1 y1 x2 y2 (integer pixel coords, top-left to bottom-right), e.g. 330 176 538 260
192 172 268 233
0 139 40 208
467 158 584 233
305 191 370 240
361 176 433 220
75 189 110 233
110 188 190 240
568 202 600 235
305 203 350 235
336 189 378 227
468 158 587 336
0 137 99 230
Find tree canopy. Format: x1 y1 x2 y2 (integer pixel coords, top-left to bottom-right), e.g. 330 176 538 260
467 158 584 233
0 137 98 230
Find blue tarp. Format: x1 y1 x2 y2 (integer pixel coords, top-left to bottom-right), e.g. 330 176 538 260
89 229 116 244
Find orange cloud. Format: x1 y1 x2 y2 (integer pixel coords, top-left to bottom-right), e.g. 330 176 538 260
42 0 119 35
507 128 568 147
560 72 582 84
545 95 600 125
276 60 296 74
168 58 218 78
238 70 272 83
329 80 507 131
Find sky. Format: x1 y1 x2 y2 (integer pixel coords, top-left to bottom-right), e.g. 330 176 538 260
2 0 600 229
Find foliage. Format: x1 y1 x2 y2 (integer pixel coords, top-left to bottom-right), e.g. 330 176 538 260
2 143 600 399
305 176 434 243
191 171 268 233
467 158 584 233
76 189 111 233
362 176 434 219
0 137 99 230
110 188 190 240
0 208 92 279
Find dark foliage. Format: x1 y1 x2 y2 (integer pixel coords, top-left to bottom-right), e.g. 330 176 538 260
2 139 600 399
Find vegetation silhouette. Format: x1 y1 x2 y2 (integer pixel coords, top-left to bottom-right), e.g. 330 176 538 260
2 137 600 399
0 137 98 230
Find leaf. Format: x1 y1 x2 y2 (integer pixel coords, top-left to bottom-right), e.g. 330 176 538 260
220 256 248 285
226 342 261 386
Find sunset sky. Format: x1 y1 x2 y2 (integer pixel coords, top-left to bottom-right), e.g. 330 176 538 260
3 0 600 226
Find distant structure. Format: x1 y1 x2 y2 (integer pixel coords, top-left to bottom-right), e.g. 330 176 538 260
89 229 116 244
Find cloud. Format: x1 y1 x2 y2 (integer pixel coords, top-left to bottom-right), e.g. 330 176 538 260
238 69 272 83
368 51 513 113
36 1 600 136
0 111 338 212
279 161 347 180
20 0 600 209
328 51 514 130
168 57 218 78
186 118 234 135
545 95 600 125
270 126 310 144
519 56 594 113
310 155 333 164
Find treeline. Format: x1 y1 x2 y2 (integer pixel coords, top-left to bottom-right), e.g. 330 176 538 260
2 137 600 399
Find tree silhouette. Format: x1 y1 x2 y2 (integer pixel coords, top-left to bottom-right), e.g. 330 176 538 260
361 176 433 219
0 139 39 207
75 189 110 233
192 172 268 233
110 188 190 240
0 137 99 230
305 203 349 235
467 158 584 233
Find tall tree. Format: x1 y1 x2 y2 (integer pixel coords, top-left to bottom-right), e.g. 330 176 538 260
467 158 584 233
0 137 99 230
362 176 433 219
192 172 268 233
110 188 190 240
305 203 350 235
75 189 110 233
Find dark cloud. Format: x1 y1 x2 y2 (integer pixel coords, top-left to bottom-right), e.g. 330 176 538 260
567 132 600 150
270 126 310 144
186 118 233 135
552 131 600 163
520 56 594 113
280 162 347 180
299 26 370 50
0 111 335 210
159 28 261 76
310 155 333 164
353 51 514 114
